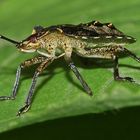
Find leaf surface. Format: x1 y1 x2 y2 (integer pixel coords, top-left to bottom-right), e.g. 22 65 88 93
0 0 140 133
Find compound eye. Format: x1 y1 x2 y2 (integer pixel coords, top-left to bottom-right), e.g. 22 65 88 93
30 36 36 43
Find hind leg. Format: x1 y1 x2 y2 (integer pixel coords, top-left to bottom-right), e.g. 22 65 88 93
75 46 140 82
113 55 134 82
113 47 140 82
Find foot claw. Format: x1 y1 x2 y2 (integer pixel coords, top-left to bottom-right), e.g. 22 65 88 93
124 77 134 82
16 104 30 116
87 91 93 96
115 76 135 83
0 96 15 101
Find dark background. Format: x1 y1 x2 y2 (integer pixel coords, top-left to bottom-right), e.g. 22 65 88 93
1 106 140 140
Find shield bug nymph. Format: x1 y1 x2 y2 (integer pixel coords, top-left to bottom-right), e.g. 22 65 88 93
0 20 139 116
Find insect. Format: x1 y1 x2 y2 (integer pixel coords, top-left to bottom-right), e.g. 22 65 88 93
0 20 139 116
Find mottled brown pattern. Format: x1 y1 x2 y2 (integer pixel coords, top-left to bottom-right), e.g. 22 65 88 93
21 56 46 68
0 20 139 116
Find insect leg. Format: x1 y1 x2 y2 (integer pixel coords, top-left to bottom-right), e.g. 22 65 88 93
123 48 140 62
65 57 93 96
75 47 136 82
113 47 140 82
113 56 134 82
17 57 54 116
0 56 46 101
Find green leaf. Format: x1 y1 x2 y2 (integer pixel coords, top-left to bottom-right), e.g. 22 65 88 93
0 0 140 133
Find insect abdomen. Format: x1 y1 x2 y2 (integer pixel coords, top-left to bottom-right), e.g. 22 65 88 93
79 35 136 49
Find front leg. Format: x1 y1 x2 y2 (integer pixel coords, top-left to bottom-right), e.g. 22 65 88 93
17 57 54 116
0 56 46 101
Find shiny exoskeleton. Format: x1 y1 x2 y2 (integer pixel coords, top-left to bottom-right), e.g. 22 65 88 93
0 20 139 116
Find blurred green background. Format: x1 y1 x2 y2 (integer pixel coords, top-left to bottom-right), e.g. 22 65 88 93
0 0 140 139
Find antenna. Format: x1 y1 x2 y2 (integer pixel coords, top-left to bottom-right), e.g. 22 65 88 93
0 35 20 45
